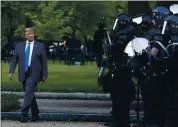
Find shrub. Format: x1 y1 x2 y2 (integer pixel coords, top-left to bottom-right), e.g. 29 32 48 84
1 93 20 112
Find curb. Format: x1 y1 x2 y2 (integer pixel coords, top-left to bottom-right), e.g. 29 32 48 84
2 91 142 100
1 112 143 122
2 91 110 100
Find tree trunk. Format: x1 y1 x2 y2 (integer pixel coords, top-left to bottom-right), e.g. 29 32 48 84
128 1 151 17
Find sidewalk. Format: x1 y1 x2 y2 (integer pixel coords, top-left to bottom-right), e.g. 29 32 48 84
1 98 144 122
1 120 106 127
1 120 137 127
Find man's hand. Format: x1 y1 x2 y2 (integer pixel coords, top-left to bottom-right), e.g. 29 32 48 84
8 73 13 80
41 77 47 83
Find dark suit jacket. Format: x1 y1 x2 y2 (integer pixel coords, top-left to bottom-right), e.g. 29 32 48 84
9 40 48 83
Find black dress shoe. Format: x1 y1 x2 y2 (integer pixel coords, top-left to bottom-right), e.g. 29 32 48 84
29 115 40 122
104 122 111 126
108 123 120 127
20 116 28 123
29 119 37 122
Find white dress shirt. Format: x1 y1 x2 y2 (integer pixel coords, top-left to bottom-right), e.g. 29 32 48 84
25 40 34 66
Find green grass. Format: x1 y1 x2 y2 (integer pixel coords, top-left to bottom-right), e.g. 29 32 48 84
1 60 102 93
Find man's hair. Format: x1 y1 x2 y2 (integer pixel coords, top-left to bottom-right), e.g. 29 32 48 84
24 28 34 33
24 27 34 39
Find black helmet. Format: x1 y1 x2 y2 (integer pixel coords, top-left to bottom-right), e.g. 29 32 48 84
165 14 178 34
97 17 105 29
142 13 152 23
113 13 131 30
152 6 170 26
140 13 153 31
97 21 105 29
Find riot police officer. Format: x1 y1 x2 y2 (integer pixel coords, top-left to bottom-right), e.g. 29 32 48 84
140 13 153 35
163 14 178 127
141 6 171 127
133 13 153 127
108 13 136 127
92 21 106 67
145 6 171 42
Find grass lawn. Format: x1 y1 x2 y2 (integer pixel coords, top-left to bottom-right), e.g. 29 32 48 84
1 60 102 93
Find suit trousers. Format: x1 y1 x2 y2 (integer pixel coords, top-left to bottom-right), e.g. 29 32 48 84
21 67 39 118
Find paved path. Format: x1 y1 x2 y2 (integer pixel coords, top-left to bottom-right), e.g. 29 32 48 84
2 99 143 122
18 99 112 114
1 120 137 127
17 99 143 114
1 120 106 127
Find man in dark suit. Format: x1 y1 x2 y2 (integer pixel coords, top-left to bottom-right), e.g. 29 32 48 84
9 28 48 122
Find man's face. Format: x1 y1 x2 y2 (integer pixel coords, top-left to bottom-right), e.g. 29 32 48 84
25 30 35 41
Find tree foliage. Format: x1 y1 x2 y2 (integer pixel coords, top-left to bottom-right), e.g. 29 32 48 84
1 1 128 46
2 1 174 48
1 1 25 47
